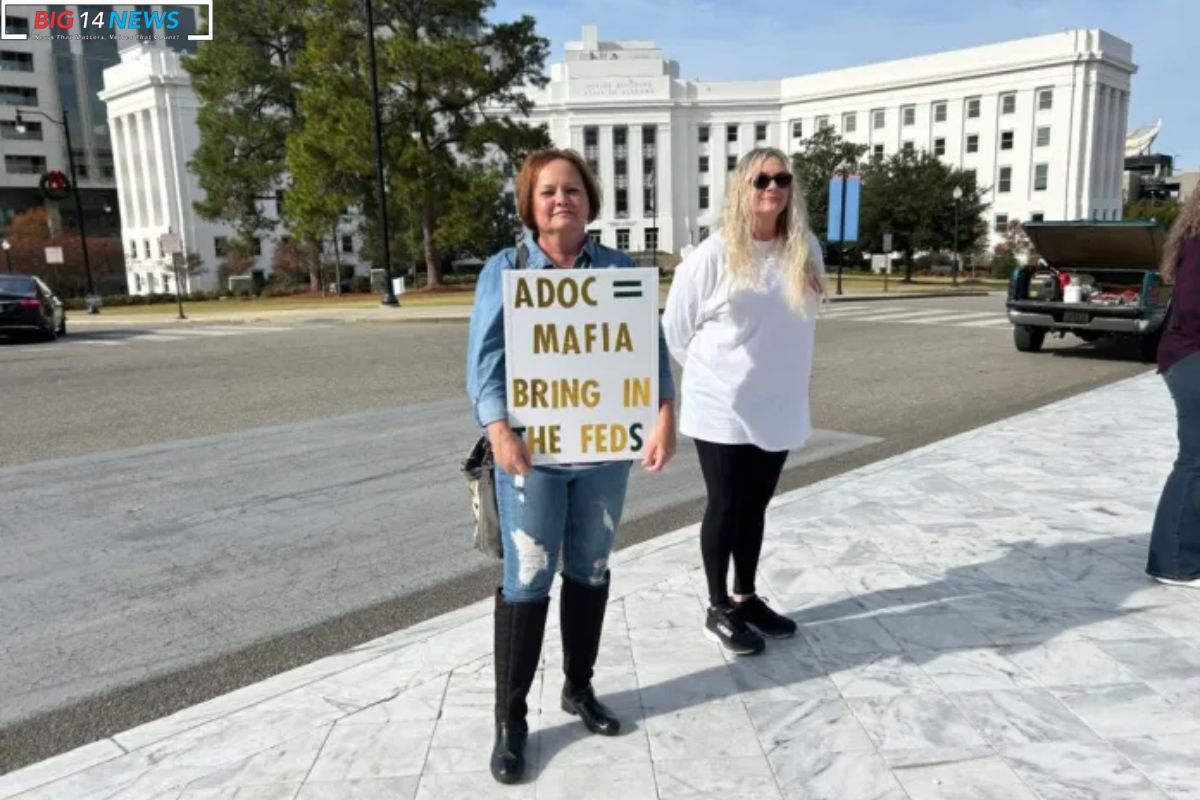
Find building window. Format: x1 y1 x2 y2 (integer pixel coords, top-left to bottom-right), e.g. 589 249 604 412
698 226 710 242
755 123 767 141
134 273 142 292
341 235 353 253
727 154 737 171
642 157 655 177
698 125 709 143
726 124 738 143
815 115 830 132
1037 88 1053 110
933 102 947 123
843 112 857 133
643 186 655 214
251 237 261 256
645 227 658 252
933 138 946 157
642 125 656 146
275 189 285 212
1000 130 1014 150
101 165 114 179
129 239 137 258
699 186 709 210
792 121 802 138
143 239 151 258
0 84 36 106
158 238 165 258
615 188 628 218
587 229 601 244
966 97 981 118
4 15 30 35
698 155 709 173
963 168 976 186
0 51 34 72
902 141 914 153
3 154 45 174
872 109 885 129
616 228 629 251
998 166 1012 193
0 119 41 140
872 143 884 158
1000 92 1016 114
902 105 915 126
75 164 90 179
1031 212 1044 223
615 157 627 176
966 134 979 154
994 213 1009 234
1036 126 1050 147
214 237 228 258
163 273 171 293
583 126 599 174
613 126 627 147
1033 163 1048 191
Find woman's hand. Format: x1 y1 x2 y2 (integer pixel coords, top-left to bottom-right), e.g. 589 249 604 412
488 420 532 476
642 400 677 472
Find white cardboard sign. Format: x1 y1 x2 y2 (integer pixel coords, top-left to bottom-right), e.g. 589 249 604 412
503 268 659 464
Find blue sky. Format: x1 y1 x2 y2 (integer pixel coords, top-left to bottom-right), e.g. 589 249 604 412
493 0 1198 169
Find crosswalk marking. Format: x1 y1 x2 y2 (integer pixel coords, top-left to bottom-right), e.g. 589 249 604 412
59 325 296 348
818 304 1008 330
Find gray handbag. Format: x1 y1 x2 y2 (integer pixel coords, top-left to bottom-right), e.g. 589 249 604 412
461 435 502 559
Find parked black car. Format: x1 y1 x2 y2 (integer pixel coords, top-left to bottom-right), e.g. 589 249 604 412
0 274 67 341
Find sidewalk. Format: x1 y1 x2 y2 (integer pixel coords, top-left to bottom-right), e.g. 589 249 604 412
67 288 992 328
5 372 1198 800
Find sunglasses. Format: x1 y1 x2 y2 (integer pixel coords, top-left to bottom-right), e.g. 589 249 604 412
752 172 794 190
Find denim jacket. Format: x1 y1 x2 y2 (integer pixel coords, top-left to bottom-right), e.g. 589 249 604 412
466 231 676 428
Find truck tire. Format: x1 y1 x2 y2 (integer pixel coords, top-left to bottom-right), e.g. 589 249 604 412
1138 332 1162 364
1014 325 1045 353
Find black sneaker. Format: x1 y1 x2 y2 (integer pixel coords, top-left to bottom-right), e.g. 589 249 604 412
733 595 797 639
704 604 765 656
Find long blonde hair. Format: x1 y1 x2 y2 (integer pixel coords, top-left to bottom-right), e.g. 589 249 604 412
720 147 825 311
1163 184 1200 283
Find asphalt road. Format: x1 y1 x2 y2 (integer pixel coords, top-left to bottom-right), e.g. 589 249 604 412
0 294 1151 771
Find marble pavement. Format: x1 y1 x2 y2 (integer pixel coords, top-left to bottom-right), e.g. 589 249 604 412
3 371 1200 799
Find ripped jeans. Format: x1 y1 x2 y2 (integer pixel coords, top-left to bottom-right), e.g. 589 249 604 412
495 461 632 603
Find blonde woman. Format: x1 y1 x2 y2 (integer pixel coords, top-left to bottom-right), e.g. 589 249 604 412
663 147 825 655
1148 185 1200 587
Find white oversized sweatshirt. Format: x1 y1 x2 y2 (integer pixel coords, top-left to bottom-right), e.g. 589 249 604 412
662 232 822 452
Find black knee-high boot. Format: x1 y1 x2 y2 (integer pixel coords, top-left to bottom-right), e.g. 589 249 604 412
560 572 621 736
491 589 549 784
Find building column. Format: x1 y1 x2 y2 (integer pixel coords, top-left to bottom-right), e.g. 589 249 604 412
136 109 163 228
148 102 175 230
120 113 147 230
599 124 614 225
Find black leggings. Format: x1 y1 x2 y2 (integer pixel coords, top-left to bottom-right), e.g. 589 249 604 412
695 439 788 607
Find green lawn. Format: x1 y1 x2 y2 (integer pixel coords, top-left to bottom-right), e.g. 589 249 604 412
95 289 476 316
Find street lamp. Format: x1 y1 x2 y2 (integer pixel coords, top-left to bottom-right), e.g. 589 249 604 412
1 239 11 273
363 0 399 308
952 185 963 289
17 108 99 311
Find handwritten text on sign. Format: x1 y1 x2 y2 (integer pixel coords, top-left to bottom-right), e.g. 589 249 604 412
503 268 659 464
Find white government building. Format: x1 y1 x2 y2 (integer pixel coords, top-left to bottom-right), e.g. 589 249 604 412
95 25 1134 294
528 25 1135 256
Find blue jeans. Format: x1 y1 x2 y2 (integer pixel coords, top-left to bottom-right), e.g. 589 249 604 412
1148 351 1200 580
495 462 632 602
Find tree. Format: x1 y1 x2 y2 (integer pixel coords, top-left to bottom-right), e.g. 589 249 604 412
291 0 551 287
858 150 989 281
1124 198 1182 230
790 128 868 242
2 208 125 294
183 0 310 242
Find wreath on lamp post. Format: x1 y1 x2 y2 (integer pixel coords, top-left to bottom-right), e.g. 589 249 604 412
39 169 71 201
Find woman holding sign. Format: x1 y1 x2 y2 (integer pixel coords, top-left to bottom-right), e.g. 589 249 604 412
466 148 676 784
663 147 825 656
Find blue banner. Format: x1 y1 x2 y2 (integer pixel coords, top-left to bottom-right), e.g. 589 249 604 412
827 174 861 242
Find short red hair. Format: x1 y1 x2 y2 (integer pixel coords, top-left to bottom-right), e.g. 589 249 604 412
515 149 602 233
